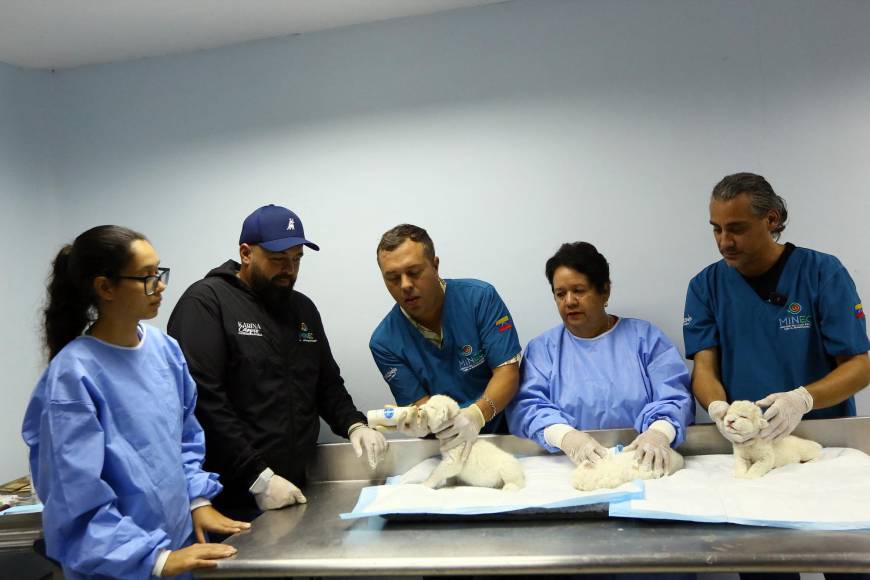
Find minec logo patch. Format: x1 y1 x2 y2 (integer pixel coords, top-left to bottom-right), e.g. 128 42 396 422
238 321 263 336
384 367 398 382
779 302 812 332
495 315 513 333
298 322 317 343
458 348 486 372
857 303 865 319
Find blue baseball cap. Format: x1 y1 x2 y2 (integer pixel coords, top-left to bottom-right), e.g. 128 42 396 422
239 205 320 252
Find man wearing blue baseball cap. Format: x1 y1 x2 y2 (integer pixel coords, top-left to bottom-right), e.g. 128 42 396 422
169 204 386 519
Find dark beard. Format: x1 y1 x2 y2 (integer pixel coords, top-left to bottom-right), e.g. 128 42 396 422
249 265 295 319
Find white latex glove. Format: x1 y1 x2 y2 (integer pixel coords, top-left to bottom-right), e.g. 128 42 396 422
708 400 753 444
435 405 485 461
350 426 388 469
253 473 307 510
559 429 608 465
625 429 671 473
756 387 813 441
396 406 431 438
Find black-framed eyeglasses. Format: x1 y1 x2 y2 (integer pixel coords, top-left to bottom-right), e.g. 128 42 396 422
117 267 170 296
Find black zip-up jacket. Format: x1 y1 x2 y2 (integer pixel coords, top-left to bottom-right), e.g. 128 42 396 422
167 260 365 508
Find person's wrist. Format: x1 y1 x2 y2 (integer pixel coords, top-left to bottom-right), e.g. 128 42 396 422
478 396 497 423
544 424 575 448
152 549 171 577
469 404 486 428
249 467 275 495
189 497 211 512
348 422 367 437
795 386 813 413
648 419 676 444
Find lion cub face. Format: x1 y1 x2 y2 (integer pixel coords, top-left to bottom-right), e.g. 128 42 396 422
420 395 460 432
723 400 767 440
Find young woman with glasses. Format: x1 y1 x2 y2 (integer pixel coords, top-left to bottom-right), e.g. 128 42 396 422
22 225 250 579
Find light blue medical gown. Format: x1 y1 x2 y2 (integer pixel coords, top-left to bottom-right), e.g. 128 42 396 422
22 325 222 580
507 317 694 452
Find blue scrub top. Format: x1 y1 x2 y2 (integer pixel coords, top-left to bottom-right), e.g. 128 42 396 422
683 247 869 418
370 279 521 431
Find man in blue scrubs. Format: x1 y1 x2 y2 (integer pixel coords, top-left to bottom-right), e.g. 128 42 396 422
684 172 870 448
370 224 522 458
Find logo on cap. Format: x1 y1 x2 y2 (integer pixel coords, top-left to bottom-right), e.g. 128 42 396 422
239 204 320 252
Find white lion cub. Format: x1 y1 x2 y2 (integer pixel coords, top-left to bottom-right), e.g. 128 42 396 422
418 395 525 491
571 446 685 491
724 400 822 479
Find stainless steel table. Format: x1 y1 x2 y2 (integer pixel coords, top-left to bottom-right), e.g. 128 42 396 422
203 417 870 577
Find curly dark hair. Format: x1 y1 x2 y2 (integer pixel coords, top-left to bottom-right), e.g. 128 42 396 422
545 242 610 293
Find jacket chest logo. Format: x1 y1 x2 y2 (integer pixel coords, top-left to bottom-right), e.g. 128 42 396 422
299 322 317 343
238 321 263 336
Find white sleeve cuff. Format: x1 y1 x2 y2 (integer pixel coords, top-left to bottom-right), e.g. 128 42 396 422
190 497 211 511
496 351 522 367
648 419 677 444
248 467 275 494
152 549 171 578
543 423 575 448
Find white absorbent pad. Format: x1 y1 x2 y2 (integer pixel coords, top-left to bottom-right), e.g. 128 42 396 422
341 454 643 519
609 447 870 530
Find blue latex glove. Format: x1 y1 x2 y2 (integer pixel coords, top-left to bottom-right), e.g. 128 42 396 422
757 387 813 441
435 405 485 461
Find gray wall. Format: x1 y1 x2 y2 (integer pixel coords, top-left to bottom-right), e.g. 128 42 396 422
2 0 869 486
0 63 62 483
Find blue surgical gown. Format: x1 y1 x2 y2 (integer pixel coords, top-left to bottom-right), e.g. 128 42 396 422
507 317 694 452
21 324 222 580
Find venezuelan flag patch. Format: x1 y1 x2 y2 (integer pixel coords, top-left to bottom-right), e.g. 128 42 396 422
495 315 513 333
856 303 865 319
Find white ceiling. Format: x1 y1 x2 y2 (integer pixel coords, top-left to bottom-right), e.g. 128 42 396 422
0 0 507 70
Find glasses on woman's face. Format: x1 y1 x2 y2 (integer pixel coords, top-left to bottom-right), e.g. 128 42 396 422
117 267 170 296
